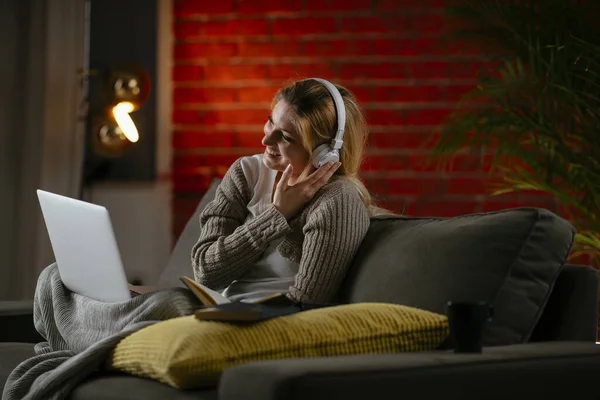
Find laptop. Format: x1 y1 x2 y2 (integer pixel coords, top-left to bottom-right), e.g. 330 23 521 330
37 189 134 302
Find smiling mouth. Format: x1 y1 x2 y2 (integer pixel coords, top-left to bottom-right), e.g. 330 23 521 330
266 149 281 157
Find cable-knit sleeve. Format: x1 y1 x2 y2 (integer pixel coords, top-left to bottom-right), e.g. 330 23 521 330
287 188 370 303
191 158 292 290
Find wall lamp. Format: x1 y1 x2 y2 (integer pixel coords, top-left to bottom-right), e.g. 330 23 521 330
82 63 151 158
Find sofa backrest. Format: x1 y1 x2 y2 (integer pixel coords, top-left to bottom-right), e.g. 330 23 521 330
339 208 576 347
156 179 221 288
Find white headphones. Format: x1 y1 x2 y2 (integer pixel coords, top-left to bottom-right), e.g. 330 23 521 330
305 78 346 168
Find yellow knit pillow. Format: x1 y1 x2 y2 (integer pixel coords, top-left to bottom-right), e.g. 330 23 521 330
109 303 448 389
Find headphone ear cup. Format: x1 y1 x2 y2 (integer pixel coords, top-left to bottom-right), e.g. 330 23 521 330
312 144 340 168
312 144 332 168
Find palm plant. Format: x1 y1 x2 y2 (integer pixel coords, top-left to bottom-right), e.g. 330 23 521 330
433 0 600 265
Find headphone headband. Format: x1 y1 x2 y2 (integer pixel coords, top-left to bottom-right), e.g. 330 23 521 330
301 78 346 168
305 78 345 150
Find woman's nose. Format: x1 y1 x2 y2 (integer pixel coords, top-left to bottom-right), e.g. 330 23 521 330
262 128 275 146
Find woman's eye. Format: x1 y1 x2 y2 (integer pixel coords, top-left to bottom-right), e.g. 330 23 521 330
267 116 273 125
282 135 293 142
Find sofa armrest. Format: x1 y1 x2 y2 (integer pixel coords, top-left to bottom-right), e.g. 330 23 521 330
0 301 42 343
219 342 600 400
530 264 600 342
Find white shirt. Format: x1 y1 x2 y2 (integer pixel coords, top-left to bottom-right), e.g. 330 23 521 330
221 154 299 302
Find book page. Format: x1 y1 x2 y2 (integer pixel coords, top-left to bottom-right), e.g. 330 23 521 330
180 276 230 305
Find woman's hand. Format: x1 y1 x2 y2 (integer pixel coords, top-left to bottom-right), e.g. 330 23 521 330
273 162 341 220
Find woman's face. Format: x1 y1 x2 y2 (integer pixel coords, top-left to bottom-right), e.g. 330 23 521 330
262 100 310 177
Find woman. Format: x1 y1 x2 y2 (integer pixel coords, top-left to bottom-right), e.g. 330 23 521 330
3 79 377 398
191 78 380 304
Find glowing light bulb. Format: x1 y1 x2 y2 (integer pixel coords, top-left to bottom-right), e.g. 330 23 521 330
112 102 139 143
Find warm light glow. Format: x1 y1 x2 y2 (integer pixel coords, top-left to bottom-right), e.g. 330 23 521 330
112 102 139 143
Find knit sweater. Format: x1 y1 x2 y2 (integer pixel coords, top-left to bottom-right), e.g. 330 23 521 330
191 156 371 303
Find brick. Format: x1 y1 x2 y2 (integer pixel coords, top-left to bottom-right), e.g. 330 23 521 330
173 87 237 105
368 131 433 149
238 40 302 57
443 61 481 79
304 39 372 57
172 131 236 148
365 177 443 196
272 17 337 36
361 154 406 171
365 109 405 125
176 154 246 171
373 85 443 102
171 130 267 148
173 22 203 39
407 62 480 79
402 153 438 172
202 64 270 81
419 153 483 173
345 85 371 103
174 0 235 17
174 130 265 148
173 108 270 126
234 131 266 147
172 110 202 125
481 153 494 172
306 0 373 12
204 19 269 37
173 154 244 171
444 85 475 101
405 108 451 125
268 63 336 82
172 65 204 82
173 43 238 60
237 86 280 103
173 172 218 193
445 177 488 195
339 62 408 80
411 200 479 217
373 38 443 56
376 0 444 12
238 0 303 14
340 16 408 34
409 14 446 35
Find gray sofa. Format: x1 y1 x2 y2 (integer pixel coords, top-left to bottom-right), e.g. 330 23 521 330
2 190 600 399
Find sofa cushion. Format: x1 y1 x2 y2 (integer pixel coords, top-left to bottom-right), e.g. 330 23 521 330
340 207 575 346
0 344 216 400
70 374 218 400
109 303 448 389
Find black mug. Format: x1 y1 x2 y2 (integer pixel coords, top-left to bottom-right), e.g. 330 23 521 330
446 301 494 353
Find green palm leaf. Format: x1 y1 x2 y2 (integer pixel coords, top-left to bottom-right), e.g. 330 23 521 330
434 0 600 263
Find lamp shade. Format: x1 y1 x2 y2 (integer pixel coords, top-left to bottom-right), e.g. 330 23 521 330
104 63 151 110
89 112 135 158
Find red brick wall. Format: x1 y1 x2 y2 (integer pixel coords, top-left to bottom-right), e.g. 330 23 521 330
170 0 555 237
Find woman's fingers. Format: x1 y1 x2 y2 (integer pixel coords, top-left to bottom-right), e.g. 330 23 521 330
277 164 293 191
306 162 340 190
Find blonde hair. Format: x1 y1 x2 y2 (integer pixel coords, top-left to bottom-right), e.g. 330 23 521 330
272 79 386 216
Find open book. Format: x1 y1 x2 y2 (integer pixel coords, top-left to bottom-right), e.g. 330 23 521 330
129 276 294 323
178 276 290 306
130 276 288 306
180 277 298 323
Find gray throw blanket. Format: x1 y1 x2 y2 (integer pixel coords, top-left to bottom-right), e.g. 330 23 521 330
2 263 201 400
